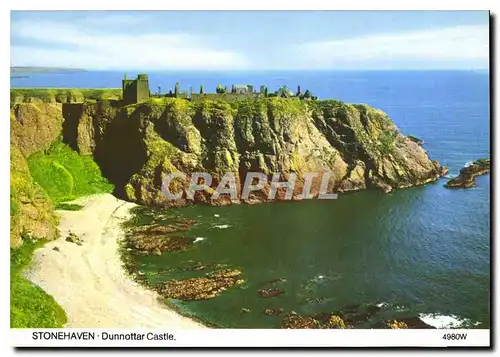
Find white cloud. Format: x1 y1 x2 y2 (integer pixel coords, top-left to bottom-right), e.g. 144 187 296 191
292 24 489 69
10 16 489 70
10 18 249 70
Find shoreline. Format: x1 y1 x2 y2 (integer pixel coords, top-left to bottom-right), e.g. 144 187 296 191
24 193 207 329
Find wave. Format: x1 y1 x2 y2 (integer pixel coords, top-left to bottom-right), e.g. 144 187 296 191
418 313 480 328
213 224 230 229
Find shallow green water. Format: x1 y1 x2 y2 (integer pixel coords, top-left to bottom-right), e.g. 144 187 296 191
131 176 490 328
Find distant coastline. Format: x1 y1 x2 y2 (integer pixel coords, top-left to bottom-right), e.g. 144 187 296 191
10 66 86 79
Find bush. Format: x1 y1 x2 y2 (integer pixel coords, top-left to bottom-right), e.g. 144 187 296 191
378 131 398 154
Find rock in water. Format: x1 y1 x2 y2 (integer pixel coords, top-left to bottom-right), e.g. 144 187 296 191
407 135 424 145
263 308 284 315
445 159 490 189
388 320 408 329
258 287 285 298
158 268 244 300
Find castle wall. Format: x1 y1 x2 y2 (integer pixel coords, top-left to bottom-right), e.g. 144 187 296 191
136 79 150 103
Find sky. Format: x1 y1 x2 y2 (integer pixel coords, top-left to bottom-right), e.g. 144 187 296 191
10 11 490 70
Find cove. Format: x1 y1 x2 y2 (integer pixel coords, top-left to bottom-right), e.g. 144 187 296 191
124 177 490 329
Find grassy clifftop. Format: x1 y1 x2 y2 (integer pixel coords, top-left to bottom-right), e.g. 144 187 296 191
11 88 122 104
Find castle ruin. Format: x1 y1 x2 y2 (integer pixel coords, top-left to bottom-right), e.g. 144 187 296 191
122 74 150 104
121 73 316 103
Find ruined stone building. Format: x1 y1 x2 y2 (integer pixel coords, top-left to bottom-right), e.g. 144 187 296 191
122 74 150 104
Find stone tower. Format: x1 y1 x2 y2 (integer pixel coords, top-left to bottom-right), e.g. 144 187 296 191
122 74 150 104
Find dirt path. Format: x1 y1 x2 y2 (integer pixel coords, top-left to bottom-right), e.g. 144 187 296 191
25 193 206 328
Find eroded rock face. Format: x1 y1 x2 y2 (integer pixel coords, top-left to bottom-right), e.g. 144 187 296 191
388 320 408 329
22 98 444 206
11 103 64 157
10 145 59 248
445 159 490 189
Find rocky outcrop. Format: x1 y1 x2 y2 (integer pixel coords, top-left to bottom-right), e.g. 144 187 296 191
14 97 444 207
11 103 64 157
445 159 490 189
281 304 435 329
156 268 245 300
407 135 424 145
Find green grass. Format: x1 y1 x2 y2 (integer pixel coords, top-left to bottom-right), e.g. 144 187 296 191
378 130 398 154
27 141 114 203
10 238 67 328
11 141 113 327
11 88 122 103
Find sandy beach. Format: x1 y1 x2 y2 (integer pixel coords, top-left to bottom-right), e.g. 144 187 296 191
25 193 206 328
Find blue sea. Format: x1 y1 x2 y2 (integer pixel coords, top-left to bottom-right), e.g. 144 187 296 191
11 70 491 328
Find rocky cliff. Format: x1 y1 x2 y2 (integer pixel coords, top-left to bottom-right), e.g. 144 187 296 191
10 103 63 247
18 97 444 207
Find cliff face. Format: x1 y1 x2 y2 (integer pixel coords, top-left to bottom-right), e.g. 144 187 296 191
10 145 59 248
10 103 63 247
10 102 113 248
50 97 444 206
11 103 64 157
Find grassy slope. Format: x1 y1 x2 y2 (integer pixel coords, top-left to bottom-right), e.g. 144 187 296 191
10 239 68 328
27 141 114 203
11 141 114 328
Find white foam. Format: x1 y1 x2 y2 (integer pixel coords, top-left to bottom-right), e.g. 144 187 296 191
318 275 325 279
376 302 388 308
213 224 230 229
418 313 476 329
193 237 205 243
465 161 474 167
214 214 220 217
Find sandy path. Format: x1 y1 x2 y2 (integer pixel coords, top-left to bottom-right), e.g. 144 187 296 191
25 193 206 328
